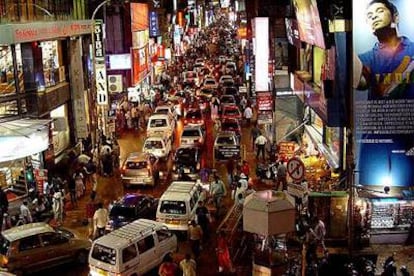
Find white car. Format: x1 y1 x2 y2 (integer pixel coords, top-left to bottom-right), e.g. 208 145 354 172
180 125 205 147
147 114 175 139
143 135 172 160
182 71 200 87
154 104 177 121
225 61 237 74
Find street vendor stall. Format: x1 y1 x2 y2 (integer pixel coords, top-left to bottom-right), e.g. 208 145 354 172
243 190 297 275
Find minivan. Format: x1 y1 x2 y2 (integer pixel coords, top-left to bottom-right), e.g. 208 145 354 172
156 181 206 232
89 219 177 276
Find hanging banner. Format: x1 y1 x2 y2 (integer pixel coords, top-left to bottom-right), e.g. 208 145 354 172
353 0 414 187
149 11 160 37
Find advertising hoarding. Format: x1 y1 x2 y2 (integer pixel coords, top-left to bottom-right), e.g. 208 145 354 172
131 3 149 31
254 17 269 92
353 0 414 187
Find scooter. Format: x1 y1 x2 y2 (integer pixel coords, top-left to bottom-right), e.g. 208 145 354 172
256 162 278 180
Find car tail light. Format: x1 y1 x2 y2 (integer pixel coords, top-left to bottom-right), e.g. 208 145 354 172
0 255 8 267
198 138 203 143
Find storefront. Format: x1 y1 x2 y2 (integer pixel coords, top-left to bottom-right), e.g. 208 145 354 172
0 119 50 216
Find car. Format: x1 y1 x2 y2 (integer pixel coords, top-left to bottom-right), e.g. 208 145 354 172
193 62 204 73
183 108 205 128
222 86 240 103
225 61 237 74
182 71 200 87
172 146 202 180
147 113 175 139
198 87 215 99
220 118 242 139
218 55 227 64
180 125 205 147
121 152 156 187
142 134 172 160
0 222 91 275
203 77 218 89
221 104 242 121
219 75 235 87
106 193 158 232
154 104 177 121
219 94 236 107
213 131 241 161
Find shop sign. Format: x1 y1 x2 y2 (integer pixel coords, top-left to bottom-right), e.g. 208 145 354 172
94 21 104 61
0 20 93 44
278 142 296 159
149 11 160 37
95 63 108 105
131 3 149 31
256 92 273 111
257 111 273 125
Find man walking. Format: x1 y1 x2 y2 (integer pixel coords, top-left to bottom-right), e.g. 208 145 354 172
276 161 288 191
243 105 253 126
255 132 268 161
93 202 108 239
188 220 203 259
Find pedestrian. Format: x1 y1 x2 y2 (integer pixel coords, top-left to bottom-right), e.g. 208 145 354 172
131 104 139 130
312 216 327 253
158 252 179 276
52 190 64 226
0 188 9 231
196 200 210 242
234 173 248 203
216 231 234 273
250 122 261 150
86 195 97 239
276 161 288 191
93 202 108 239
68 176 77 208
210 175 226 216
73 170 85 198
240 95 247 111
243 105 253 126
19 201 32 224
225 158 235 188
255 132 268 161
188 220 203 259
179 253 197 276
241 160 250 177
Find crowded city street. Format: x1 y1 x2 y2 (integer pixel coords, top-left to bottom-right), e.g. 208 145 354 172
1 1 414 276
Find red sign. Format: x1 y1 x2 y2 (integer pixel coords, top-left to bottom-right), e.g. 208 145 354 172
131 3 149 31
278 142 296 161
256 92 273 111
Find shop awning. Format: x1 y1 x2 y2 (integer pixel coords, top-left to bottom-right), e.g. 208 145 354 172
0 119 51 163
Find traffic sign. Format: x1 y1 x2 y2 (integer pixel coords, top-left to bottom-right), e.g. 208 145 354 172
287 157 305 181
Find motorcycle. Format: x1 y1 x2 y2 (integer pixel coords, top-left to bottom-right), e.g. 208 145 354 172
256 162 278 180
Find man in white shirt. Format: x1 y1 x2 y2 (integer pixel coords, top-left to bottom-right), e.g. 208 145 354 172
20 201 32 224
93 202 108 238
254 133 268 161
243 105 253 126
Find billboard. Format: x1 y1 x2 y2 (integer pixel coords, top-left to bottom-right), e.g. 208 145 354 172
254 17 269 92
131 3 149 31
292 0 326 49
353 0 414 187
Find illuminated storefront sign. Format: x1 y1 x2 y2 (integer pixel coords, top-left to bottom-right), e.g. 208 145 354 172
131 3 149 31
94 21 104 60
0 20 93 44
95 63 108 105
149 11 160 37
253 17 269 92
353 0 414 187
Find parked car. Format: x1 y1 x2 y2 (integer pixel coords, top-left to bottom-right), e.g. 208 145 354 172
180 125 205 147
221 104 242 121
106 193 158 232
0 222 91 275
213 131 241 161
172 146 202 180
142 134 172 160
183 108 205 128
121 152 156 187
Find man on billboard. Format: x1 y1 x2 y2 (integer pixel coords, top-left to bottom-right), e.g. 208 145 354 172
355 0 414 99
353 0 414 187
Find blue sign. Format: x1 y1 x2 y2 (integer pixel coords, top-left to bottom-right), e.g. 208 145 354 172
149 11 159 37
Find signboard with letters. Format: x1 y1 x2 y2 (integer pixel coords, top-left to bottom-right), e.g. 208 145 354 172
95 63 108 105
256 92 273 111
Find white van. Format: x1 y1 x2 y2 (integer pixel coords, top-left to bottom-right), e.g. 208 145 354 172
147 114 175 139
156 181 206 232
89 219 177 276
142 134 172 160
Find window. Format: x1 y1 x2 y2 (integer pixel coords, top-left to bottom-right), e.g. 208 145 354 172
156 228 172 243
19 236 42 252
91 244 117 265
160 200 186 214
149 119 167 128
137 236 155 253
41 232 68 246
122 244 137 264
